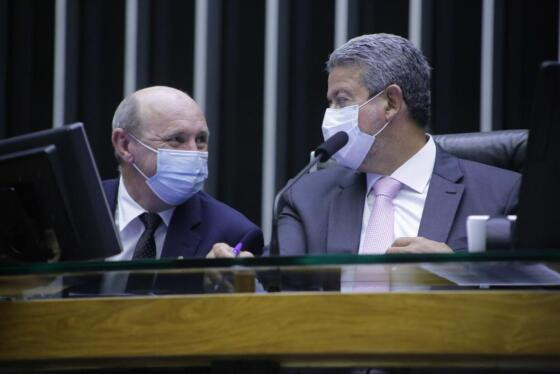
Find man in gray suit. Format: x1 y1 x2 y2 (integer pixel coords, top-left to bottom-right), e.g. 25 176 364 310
277 33 520 255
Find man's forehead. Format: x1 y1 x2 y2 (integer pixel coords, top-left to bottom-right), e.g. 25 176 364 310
327 65 367 97
136 102 207 135
138 91 199 116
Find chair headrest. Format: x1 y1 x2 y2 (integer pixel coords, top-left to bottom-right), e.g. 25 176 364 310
433 129 528 173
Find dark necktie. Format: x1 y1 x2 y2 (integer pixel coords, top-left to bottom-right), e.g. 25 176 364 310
131 213 163 259
126 213 163 293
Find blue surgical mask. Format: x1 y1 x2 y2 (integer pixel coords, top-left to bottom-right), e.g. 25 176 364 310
129 134 208 206
321 89 390 170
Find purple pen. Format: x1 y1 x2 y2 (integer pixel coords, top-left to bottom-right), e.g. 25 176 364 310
233 242 243 257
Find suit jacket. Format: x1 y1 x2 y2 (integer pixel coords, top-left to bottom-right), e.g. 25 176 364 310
277 147 521 254
103 178 264 258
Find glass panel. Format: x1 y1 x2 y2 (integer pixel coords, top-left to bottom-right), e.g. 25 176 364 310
1 251 559 300
1 250 560 275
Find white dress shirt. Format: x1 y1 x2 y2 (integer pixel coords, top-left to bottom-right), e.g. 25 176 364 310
106 177 175 261
358 135 436 253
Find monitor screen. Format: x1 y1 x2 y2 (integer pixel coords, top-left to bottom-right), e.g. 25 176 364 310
0 123 121 262
515 61 560 249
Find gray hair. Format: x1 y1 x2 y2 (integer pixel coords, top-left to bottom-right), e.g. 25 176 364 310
327 33 431 127
112 94 141 133
111 94 141 164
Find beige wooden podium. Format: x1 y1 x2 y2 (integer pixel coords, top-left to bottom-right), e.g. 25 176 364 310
2 252 560 371
1 290 559 370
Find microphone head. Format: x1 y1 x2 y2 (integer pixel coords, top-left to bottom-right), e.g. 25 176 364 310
315 131 349 162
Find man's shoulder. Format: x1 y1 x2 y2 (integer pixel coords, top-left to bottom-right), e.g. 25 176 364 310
455 156 521 185
438 152 522 201
294 165 359 192
101 178 119 208
102 178 119 190
194 190 260 229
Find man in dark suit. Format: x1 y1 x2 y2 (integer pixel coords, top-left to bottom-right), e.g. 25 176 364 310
276 33 520 255
108 86 263 261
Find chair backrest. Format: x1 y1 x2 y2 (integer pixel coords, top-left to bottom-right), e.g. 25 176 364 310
433 129 528 173
312 129 528 173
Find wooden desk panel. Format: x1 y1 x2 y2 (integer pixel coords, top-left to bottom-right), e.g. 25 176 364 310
1 291 559 368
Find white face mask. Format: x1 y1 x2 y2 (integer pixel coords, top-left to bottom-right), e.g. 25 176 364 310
321 89 390 170
129 134 208 206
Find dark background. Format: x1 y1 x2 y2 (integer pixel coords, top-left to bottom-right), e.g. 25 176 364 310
1 0 558 230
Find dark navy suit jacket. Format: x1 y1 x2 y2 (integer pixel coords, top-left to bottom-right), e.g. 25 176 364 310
103 179 264 258
63 180 263 297
277 147 521 254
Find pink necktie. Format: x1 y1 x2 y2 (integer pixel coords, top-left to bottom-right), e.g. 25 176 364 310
362 176 402 254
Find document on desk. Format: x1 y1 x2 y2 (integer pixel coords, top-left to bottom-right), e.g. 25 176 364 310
421 262 560 286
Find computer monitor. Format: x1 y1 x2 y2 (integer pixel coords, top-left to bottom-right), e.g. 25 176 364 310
0 123 121 262
515 61 560 249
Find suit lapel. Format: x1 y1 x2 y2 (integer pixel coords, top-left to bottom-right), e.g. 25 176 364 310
106 178 204 259
161 193 202 258
418 147 464 243
326 172 366 254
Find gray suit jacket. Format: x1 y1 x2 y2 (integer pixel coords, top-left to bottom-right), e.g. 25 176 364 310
277 147 521 254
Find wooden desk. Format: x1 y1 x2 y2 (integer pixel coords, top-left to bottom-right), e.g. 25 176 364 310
1 291 559 370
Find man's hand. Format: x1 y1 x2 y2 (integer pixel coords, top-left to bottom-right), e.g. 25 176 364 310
206 242 254 259
386 237 453 254
204 243 254 293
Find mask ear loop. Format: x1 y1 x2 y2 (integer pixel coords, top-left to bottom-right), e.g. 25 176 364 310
128 133 158 153
127 132 157 180
359 89 385 109
132 163 150 180
373 118 391 137
359 88 394 137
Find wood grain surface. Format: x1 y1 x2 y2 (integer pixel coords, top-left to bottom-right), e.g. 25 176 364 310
0 291 559 367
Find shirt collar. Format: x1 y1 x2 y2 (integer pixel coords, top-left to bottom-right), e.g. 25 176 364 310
366 134 436 194
117 177 175 232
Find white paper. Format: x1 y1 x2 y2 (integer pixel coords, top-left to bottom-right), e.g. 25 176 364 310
421 262 560 286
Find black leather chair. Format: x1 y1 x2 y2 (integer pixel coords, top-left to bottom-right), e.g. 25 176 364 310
315 129 529 173
433 129 528 173
433 129 528 250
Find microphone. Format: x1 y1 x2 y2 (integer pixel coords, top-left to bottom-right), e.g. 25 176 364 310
269 131 348 257
314 131 349 162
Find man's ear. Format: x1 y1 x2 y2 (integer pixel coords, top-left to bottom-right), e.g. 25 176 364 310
385 84 404 117
112 128 134 164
